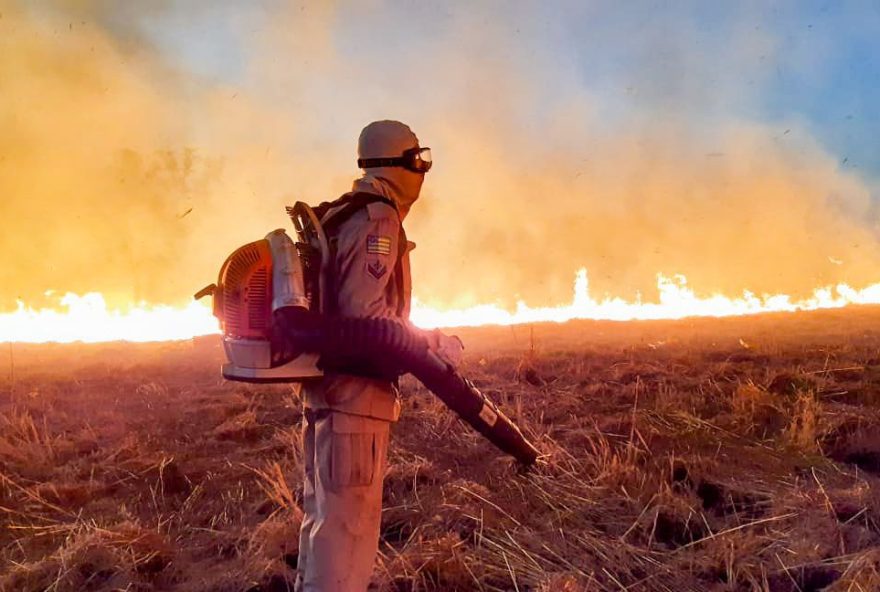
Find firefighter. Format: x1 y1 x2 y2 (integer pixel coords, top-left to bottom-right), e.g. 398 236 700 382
296 120 457 591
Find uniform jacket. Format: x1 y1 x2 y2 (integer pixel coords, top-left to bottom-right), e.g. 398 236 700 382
302 176 414 421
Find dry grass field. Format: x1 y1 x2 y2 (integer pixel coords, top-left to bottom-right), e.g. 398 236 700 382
2 308 880 591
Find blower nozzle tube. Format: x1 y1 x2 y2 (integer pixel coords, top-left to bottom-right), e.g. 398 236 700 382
274 308 540 467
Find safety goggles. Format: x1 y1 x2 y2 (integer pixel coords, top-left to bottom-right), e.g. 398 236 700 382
358 146 432 173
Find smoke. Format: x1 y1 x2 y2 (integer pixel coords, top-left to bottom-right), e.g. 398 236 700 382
2 1 879 311
0 1 202 307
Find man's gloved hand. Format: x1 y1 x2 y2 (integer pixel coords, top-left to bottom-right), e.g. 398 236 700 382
427 329 464 368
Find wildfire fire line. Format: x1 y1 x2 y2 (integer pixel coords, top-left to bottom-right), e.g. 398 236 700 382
2 269 879 344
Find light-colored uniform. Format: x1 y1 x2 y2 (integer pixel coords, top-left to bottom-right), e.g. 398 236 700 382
296 174 413 592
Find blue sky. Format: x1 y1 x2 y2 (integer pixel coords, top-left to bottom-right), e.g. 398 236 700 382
132 1 880 181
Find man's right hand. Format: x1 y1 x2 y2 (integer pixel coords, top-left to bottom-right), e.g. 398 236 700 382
426 330 464 368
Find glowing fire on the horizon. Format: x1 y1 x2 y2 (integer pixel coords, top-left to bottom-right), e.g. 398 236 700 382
2 269 880 343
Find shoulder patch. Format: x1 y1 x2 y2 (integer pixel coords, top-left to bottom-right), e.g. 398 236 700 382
366 260 388 280
366 234 392 255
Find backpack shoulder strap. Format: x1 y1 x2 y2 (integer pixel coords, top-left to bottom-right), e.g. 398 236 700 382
317 192 397 234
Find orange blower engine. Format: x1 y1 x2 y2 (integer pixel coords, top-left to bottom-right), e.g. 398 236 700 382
195 226 323 383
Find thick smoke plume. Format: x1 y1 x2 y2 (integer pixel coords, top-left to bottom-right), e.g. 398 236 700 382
2 1 878 311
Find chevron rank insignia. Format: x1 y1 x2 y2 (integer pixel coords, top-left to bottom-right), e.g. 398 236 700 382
366 234 392 255
367 260 387 280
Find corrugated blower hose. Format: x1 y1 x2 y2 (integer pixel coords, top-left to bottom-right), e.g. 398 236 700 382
273 307 541 467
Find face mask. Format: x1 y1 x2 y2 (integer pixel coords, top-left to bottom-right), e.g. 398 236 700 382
357 146 432 174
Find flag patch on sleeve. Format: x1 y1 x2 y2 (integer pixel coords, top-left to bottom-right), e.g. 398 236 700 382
366 235 392 255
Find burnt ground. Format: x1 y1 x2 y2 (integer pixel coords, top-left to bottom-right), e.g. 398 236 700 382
2 307 880 591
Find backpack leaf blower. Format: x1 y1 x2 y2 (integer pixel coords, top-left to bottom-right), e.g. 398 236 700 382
196 202 540 467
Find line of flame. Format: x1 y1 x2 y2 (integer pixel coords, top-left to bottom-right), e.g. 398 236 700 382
411 270 880 327
1 269 880 343
0 293 218 344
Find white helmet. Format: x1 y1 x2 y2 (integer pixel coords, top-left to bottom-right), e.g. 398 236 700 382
357 120 432 173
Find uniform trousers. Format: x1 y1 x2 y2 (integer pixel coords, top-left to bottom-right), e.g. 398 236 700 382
295 408 391 591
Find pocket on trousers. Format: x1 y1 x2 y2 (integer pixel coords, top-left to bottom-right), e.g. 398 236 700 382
328 414 387 490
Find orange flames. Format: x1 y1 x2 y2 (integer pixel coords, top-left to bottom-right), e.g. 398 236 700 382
411 270 880 327
2 270 880 343
0 293 218 344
